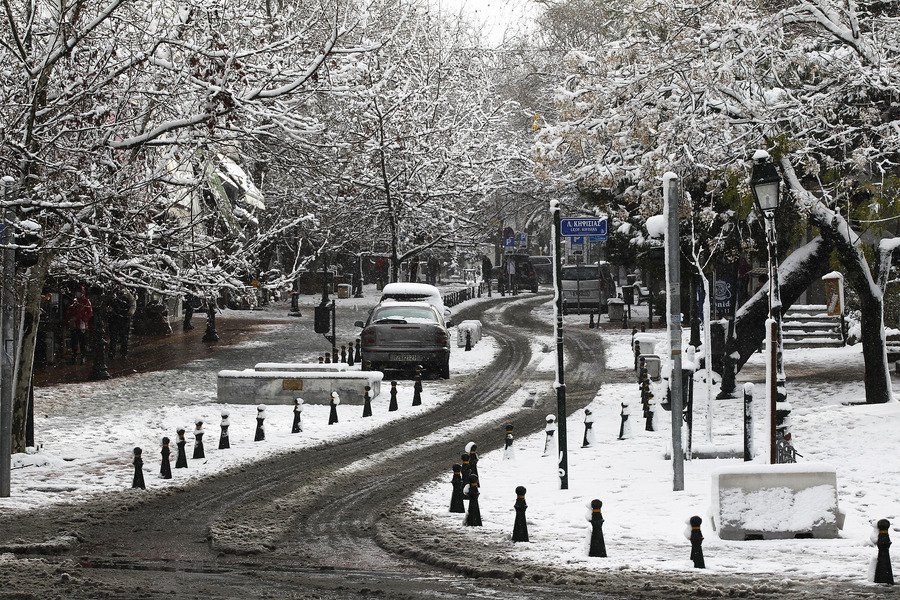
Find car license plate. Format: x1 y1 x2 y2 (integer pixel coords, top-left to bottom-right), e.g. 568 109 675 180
391 354 422 363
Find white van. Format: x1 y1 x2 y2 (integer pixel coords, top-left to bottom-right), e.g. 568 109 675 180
561 262 615 314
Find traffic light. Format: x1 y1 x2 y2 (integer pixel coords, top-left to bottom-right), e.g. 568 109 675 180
314 303 332 334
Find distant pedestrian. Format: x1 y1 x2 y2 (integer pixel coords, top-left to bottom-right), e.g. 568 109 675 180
66 286 93 364
107 288 135 358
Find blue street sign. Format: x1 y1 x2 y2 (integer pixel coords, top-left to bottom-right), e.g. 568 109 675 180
560 217 608 239
504 237 516 249
569 235 584 246
588 235 606 242
517 232 527 245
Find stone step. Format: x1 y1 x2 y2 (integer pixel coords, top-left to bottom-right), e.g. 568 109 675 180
782 321 841 331
786 304 829 315
784 338 844 349
783 329 842 338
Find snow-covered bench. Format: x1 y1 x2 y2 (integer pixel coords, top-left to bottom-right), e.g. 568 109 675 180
709 463 845 540
457 320 482 347
217 369 382 405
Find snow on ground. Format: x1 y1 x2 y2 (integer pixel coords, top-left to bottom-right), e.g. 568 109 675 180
2 304 499 513
412 326 900 584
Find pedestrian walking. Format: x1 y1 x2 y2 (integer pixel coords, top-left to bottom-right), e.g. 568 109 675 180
66 286 93 364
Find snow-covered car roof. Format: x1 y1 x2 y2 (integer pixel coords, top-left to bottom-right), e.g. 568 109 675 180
381 283 442 297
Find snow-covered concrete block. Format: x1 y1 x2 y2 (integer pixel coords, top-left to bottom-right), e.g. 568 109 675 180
459 319 482 341
710 463 845 540
253 362 349 372
633 333 656 357
640 354 661 380
217 370 382 405
457 320 482 347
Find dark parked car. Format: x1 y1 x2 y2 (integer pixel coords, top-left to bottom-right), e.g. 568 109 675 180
529 256 553 284
356 301 451 379
495 253 539 293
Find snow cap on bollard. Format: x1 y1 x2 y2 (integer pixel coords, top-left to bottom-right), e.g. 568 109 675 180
160 437 172 479
192 419 205 459
328 391 340 425
219 412 231 449
504 423 515 460
254 405 266 441
132 447 145 489
543 414 557 456
618 403 632 440
582 408 595 447
292 398 304 433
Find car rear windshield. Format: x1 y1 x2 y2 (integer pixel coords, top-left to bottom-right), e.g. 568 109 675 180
382 293 435 303
562 266 602 280
372 306 438 324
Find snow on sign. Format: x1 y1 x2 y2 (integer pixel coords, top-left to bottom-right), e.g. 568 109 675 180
560 217 608 240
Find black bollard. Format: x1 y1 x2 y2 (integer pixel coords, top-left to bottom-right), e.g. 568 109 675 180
175 427 188 468
192 420 205 459
292 398 304 433
588 499 607 557
347 343 355 367
542 414 557 456
324 352 332 364
340 345 347 363
318 356 324 364
463 474 482 526
219 412 230 449
389 381 398 411
332 348 338 363
582 408 595 447
362 385 373 418
449 464 465 513
461 452 471 483
412 365 423 406
512 486 529 542
132 447 145 489
503 423 515 460
645 391 656 432
874 519 894 585
328 391 340 425
466 441 479 481
465 330 472 351
254 405 266 441
589 313 595 329
689 515 705 568
160 437 172 479
355 339 361 363
618 403 631 440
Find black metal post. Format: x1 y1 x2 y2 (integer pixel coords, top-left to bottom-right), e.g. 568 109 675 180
551 200 569 490
202 297 219 342
331 298 337 358
743 383 754 462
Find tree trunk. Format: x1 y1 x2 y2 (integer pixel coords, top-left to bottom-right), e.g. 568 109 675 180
725 236 833 383
12 251 51 452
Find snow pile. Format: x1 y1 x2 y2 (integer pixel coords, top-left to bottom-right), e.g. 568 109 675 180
719 485 835 532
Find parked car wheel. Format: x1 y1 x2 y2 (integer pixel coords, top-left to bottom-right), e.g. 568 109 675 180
440 358 450 379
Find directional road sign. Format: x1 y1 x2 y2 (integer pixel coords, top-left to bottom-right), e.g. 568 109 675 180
560 217 608 240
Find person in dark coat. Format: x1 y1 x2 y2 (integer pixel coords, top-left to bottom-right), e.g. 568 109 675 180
107 289 135 358
66 286 93 364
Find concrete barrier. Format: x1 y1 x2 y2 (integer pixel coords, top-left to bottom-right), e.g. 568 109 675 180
709 463 845 540
253 362 349 372
217 370 383 405
457 321 482 348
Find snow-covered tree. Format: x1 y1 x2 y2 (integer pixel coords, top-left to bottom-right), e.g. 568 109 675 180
534 0 899 403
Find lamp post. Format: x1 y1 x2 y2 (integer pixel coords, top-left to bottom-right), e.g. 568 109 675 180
749 150 790 464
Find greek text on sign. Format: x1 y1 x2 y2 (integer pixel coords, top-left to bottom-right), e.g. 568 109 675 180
560 217 608 239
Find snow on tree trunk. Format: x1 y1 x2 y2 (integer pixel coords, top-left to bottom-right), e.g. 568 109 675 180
699 270 713 444
12 251 52 452
727 236 833 379
780 159 893 404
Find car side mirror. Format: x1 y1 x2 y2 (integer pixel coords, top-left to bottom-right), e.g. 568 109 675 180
354 320 365 328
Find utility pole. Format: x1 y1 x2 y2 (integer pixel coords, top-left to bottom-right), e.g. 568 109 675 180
664 173 684 491
550 199 569 490
1 176 16 497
